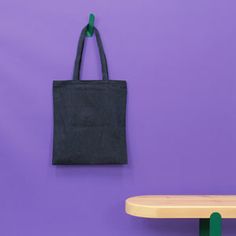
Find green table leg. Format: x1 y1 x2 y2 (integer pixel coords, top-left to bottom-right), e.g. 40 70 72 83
199 212 222 236
210 212 222 236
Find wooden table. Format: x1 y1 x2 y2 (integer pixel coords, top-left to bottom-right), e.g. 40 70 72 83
125 195 236 236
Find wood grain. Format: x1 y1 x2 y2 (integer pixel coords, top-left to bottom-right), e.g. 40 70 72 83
126 195 236 218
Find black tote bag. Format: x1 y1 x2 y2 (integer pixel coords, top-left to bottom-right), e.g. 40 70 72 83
52 26 127 165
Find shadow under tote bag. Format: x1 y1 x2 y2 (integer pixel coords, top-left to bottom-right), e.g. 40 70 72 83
52 26 127 165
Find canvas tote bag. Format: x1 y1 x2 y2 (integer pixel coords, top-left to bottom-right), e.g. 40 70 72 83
52 26 127 164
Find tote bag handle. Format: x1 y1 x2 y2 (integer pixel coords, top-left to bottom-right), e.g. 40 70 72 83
72 26 109 81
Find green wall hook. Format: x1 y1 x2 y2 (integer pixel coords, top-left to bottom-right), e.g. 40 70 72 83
86 13 95 37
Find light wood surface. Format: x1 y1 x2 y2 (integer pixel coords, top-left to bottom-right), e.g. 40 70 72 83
126 195 236 219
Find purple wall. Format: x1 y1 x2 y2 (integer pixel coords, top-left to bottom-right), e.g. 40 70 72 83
1 0 236 235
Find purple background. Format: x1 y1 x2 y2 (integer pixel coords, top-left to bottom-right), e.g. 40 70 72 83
1 0 236 235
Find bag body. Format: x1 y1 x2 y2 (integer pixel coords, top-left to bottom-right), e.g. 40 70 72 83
52 26 127 164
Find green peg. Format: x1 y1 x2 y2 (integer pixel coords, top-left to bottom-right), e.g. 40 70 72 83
86 13 95 37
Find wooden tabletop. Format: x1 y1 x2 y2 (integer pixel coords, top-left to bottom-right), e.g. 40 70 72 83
126 195 236 219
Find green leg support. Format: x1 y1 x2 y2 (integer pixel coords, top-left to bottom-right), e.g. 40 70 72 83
210 212 222 236
199 212 222 236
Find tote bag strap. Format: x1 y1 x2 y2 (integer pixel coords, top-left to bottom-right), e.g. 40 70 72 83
72 26 109 81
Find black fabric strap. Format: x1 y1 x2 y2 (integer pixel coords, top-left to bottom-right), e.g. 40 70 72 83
72 25 109 81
